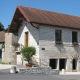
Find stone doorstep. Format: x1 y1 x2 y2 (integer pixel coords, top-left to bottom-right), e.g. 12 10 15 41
59 69 80 75
60 72 80 75
18 67 59 74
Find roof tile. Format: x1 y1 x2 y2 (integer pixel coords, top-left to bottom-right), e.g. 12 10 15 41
16 6 80 29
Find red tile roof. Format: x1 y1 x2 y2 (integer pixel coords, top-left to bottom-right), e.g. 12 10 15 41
11 6 80 30
0 31 5 42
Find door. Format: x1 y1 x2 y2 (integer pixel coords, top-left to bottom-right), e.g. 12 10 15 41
25 32 28 46
49 59 57 69
72 59 77 70
59 59 66 70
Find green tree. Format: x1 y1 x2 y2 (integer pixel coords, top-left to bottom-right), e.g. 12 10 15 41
0 22 5 31
21 46 36 64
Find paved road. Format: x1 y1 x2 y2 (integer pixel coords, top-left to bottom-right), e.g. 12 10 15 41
52 75 80 80
0 73 80 80
0 65 80 80
0 73 63 80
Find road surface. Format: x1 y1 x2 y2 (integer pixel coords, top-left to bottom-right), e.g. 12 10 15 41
0 73 80 80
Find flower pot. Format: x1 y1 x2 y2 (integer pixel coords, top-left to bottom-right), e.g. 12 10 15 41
25 64 32 68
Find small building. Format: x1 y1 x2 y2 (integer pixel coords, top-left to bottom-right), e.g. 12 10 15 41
0 31 5 44
4 6 80 72
0 31 5 61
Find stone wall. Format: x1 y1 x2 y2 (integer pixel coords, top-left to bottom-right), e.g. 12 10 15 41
39 25 80 71
4 33 17 64
19 67 59 74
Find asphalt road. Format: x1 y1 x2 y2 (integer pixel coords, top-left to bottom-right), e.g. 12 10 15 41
0 73 63 80
53 75 80 80
0 68 80 80
0 73 80 80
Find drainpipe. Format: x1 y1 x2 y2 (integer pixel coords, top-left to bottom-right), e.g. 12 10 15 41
30 23 39 29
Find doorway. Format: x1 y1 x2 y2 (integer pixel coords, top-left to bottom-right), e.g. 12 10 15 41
72 59 77 70
25 32 28 46
49 59 57 69
59 59 66 70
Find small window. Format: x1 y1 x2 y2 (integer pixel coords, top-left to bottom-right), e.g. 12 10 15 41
55 29 62 42
72 31 78 43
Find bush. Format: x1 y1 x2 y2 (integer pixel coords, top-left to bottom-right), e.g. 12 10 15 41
21 46 36 64
0 62 9 64
12 42 20 48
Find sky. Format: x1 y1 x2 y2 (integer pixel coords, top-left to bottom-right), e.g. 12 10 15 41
0 0 80 29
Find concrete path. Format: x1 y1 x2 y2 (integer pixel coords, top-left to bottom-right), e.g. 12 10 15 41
60 71 80 75
0 64 25 73
0 64 80 75
0 64 25 69
0 64 14 69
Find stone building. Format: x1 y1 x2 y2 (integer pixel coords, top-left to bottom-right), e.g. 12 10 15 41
0 31 5 61
4 6 80 72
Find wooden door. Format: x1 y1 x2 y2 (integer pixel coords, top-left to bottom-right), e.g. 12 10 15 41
25 32 28 46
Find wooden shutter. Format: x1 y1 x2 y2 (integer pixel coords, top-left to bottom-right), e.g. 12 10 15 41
25 32 28 46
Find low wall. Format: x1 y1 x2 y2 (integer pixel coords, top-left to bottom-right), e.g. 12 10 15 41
19 67 59 74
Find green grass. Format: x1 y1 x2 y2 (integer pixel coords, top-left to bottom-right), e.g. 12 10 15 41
0 62 9 64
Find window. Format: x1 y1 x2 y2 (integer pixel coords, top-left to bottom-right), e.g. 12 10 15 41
72 31 78 43
55 30 62 43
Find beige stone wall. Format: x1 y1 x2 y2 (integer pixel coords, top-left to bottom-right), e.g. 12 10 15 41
4 33 17 64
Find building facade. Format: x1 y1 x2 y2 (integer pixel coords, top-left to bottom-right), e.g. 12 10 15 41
39 25 80 72
16 20 80 71
4 6 80 72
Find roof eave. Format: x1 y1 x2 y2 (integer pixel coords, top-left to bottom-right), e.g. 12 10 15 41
31 21 80 30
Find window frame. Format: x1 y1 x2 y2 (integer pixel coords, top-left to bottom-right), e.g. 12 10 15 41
72 31 78 45
72 31 78 43
55 29 62 44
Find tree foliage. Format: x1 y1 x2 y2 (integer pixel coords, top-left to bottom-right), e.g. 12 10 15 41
21 46 36 63
0 22 5 31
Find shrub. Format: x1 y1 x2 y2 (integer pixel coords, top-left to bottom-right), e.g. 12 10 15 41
12 42 20 48
21 46 36 64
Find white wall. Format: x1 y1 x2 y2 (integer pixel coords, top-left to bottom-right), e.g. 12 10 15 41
17 21 39 60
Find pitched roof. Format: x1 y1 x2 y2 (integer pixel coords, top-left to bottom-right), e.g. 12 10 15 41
9 6 80 33
0 31 5 42
17 6 80 29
